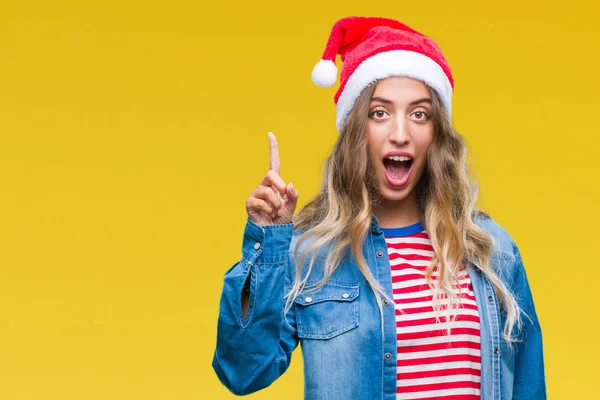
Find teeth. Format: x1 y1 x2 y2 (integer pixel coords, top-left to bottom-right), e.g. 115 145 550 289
386 155 411 162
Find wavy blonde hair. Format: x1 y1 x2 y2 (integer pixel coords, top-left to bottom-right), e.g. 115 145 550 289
287 81 521 342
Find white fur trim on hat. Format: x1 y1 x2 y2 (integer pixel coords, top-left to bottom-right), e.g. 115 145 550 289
311 59 338 87
335 50 453 131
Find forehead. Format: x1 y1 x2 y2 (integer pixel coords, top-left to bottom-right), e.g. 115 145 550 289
372 76 430 101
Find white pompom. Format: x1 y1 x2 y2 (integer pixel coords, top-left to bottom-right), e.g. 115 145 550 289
311 59 338 87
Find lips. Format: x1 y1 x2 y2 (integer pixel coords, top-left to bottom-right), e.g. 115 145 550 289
382 152 413 188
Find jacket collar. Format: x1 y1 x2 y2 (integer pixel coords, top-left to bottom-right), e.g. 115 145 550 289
370 215 382 234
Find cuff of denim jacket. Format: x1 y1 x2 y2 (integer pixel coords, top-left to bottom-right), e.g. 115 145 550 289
242 218 294 264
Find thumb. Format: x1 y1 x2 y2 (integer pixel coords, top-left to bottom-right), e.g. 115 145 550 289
284 183 299 213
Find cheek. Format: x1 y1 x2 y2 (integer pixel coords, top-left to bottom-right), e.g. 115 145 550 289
414 126 434 153
365 124 377 145
366 121 391 145
365 128 382 160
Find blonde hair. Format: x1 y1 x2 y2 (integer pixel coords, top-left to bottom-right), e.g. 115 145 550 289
287 82 521 342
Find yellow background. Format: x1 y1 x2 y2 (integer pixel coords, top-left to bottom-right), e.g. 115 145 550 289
0 0 598 398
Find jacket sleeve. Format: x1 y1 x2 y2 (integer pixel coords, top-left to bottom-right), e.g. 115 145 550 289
212 218 299 396
512 245 547 399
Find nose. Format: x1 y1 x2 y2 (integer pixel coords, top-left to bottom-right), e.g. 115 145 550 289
389 116 410 146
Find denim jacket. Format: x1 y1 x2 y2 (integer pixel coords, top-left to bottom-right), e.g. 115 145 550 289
212 215 546 399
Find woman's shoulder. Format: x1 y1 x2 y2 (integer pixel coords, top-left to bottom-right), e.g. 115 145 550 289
473 211 518 260
473 213 535 301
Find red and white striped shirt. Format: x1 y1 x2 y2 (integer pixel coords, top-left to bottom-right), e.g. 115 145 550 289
381 223 481 400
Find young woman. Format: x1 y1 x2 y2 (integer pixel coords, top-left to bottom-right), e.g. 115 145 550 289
212 16 545 400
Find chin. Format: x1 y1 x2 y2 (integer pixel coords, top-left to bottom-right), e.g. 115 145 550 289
376 182 414 202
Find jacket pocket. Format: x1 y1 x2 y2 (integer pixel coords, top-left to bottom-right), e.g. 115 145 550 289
294 282 360 340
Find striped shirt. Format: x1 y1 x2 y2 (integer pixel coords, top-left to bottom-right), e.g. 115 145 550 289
381 222 481 400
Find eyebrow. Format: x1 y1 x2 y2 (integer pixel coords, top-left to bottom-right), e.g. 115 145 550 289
370 96 431 106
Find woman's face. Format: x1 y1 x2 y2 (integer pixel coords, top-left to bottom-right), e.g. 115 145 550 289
366 77 435 204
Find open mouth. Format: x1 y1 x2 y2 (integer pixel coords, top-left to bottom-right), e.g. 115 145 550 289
383 155 413 187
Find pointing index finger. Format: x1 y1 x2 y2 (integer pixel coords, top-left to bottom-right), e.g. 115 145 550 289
268 132 280 174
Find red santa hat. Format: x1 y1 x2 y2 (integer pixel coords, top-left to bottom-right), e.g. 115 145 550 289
311 16 454 131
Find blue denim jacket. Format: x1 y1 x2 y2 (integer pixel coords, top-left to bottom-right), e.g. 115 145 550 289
212 216 546 399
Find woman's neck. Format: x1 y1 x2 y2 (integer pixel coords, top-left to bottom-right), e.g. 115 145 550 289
372 193 421 229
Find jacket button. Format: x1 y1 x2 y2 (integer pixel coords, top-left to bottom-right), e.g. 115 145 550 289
377 251 383 257
305 297 313 303
253 242 261 250
342 293 349 299
383 299 390 305
493 347 499 355
384 353 392 360
487 295 494 303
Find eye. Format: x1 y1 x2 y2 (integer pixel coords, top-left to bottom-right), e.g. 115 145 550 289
410 110 430 121
368 108 390 120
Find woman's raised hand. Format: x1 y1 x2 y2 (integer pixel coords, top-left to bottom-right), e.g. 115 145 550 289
245 132 299 226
